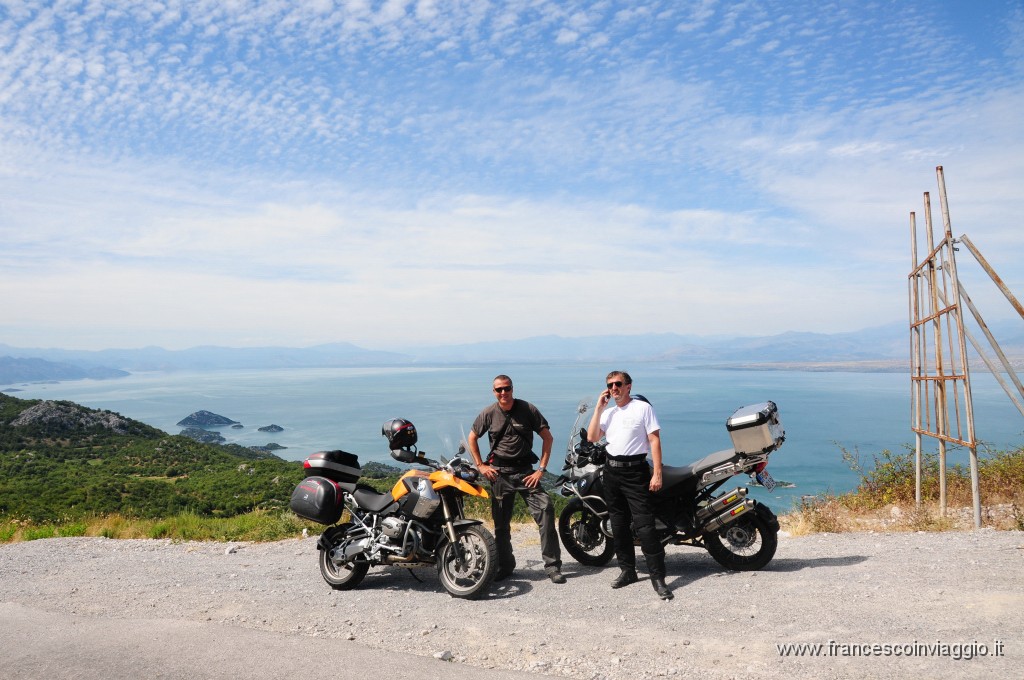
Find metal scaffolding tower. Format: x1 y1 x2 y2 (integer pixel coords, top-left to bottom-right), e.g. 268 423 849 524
907 166 1024 529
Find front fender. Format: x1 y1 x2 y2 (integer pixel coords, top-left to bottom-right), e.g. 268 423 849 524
448 518 484 530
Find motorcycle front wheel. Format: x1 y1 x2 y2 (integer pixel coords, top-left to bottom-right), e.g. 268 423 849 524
319 523 370 590
703 511 778 571
558 497 614 566
436 524 497 600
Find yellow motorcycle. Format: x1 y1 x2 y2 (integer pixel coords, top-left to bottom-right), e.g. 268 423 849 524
290 418 497 599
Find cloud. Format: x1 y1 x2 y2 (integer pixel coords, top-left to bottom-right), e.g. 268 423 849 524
0 1 1022 350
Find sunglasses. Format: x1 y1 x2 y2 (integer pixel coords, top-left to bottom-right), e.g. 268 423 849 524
607 381 626 389
493 386 513 394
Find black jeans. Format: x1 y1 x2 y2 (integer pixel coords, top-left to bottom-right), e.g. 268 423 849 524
489 471 561 572
603 464 665 573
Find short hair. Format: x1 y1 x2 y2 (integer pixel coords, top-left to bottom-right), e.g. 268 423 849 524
493 374 513 387
606 370 632 385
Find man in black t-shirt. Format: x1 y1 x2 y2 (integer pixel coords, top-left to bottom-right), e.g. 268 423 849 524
467 374 564 584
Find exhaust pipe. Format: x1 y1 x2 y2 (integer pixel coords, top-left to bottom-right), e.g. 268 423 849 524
696 487 748 522
703 499 755 532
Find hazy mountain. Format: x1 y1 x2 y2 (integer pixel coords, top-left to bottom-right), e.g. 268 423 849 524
2 320 1021 382
0 342 411 373
0 356 129 385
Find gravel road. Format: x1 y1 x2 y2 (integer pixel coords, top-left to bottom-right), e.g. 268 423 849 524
2 526 1022 679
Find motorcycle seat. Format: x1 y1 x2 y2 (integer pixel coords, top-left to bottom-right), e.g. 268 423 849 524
665 448 738 486
351 485 399 513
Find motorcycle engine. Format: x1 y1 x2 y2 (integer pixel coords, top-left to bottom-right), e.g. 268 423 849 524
381 516 406 539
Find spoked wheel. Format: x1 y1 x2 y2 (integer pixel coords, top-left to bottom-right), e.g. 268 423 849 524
436 524 497 599
703 511 778 571
558 497 614 566
318 523 370 590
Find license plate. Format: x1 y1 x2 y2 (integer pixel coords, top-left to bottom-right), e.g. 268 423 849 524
756 469 776 492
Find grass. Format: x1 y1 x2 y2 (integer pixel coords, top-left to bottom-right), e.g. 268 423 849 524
3 446 1020 543
783 444 1024 535
0 510 323 543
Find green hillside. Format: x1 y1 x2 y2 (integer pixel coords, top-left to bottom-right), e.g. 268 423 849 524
0 394 305 521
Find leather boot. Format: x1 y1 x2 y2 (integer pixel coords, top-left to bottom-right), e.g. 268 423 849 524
643 551 673 600
610 568 639 589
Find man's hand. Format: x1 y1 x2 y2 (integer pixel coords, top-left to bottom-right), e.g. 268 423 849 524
477 462 499 482
649 469 663 493
523 469 544 488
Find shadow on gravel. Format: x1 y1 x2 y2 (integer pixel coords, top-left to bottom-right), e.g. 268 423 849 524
651 552 869 590
758 555 869 572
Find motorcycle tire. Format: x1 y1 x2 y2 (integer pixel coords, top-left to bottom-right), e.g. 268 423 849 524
436 524 497 600
318 523 370 590
558 497 614 567
702 510 778 571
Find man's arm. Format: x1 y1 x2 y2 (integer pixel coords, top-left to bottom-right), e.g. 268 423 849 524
648 430 663 492
466 429 498 481
587 389 610 443
524 427 554 488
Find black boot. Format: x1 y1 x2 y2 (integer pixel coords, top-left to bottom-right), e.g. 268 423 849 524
610 568 639 589
643 551 673 600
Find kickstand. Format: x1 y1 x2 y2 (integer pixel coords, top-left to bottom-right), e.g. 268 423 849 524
407 570 424 583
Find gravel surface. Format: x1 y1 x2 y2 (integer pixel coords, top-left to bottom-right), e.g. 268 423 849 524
2 526 1022 679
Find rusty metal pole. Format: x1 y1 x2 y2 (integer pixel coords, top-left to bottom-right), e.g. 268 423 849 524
936 166 980 528
909 211 924 505
952 284 1024 417
923 190 949 515
959 234 1024 320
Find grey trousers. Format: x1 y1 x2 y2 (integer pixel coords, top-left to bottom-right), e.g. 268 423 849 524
490 471 561 572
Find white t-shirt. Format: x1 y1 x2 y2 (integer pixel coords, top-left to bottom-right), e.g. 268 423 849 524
599 398 660 458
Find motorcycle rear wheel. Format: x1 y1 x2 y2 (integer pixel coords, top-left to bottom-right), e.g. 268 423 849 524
558 497 614 566
703 511 777 571
319 523 370 590
436 524 497 600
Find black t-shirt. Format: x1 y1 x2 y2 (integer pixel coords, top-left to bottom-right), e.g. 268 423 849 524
471 399 550 465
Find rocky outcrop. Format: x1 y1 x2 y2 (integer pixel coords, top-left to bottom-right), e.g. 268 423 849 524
10 400 138 435
257 424 283 433
176 411 239 428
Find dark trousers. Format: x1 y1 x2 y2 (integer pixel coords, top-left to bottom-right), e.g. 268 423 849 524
603 464 665 576
490 471 561 572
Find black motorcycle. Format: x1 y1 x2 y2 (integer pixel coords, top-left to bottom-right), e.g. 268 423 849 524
555 400 783 571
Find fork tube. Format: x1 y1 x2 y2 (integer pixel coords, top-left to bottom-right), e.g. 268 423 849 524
440 493 459 543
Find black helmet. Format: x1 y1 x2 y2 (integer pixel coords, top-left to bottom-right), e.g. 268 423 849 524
382 418 418 450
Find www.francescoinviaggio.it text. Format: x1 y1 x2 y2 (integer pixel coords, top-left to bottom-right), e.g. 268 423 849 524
776 639 1005 661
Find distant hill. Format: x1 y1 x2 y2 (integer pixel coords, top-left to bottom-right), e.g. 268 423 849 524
2 321 1021 377
0 394 303 521
0 356 128 385
0 342 411 373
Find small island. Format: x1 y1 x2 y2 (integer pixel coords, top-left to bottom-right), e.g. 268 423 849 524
258 424 284 433
176 410 239 428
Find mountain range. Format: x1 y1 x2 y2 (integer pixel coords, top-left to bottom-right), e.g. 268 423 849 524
2 320 1022 385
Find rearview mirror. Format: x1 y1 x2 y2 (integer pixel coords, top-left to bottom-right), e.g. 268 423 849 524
390 448 417 463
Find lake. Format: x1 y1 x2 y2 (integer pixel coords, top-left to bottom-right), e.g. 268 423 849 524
6 364 1023 512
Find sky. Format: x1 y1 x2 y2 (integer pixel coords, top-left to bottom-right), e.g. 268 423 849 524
1 0 1023 352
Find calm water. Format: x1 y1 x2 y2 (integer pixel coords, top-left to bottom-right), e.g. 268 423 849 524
7 364 1023 511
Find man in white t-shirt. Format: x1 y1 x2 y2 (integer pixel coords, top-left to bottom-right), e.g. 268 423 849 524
587 370 672 600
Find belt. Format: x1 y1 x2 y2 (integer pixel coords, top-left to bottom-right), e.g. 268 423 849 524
606 456 648 469
492 465 533 473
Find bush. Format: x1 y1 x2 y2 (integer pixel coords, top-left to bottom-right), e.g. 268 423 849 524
787 444 1024 533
